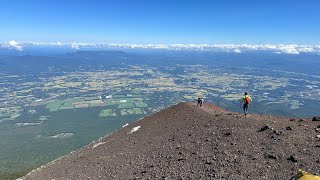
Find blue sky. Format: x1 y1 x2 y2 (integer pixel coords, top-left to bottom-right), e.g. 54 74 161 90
0 0 319 44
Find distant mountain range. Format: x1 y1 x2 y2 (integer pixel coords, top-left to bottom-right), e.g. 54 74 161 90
1 49 319 76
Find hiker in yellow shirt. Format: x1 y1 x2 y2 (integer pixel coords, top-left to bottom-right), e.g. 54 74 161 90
242 92 252 116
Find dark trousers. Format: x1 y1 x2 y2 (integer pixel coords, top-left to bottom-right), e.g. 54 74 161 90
197 101 203 107
243 103 249 115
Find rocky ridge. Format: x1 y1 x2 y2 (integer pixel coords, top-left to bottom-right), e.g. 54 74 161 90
19 102 320 180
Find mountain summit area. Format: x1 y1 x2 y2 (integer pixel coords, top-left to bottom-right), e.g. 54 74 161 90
19 102 320 180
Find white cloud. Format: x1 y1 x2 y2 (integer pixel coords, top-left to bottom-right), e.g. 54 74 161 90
7 40 23 51
56 42 63 46
0 41 320 55
281 48 300 54
278 45 300 54
233 49 241 53
71 43 80 49
297 47 314 53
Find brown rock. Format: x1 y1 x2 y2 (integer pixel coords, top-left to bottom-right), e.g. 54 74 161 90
20 102 319 180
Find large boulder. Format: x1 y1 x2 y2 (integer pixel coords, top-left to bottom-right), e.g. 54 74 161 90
258 124 272 132
312 116 320 121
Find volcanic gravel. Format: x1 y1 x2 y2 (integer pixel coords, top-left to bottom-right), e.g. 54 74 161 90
20 102 320 180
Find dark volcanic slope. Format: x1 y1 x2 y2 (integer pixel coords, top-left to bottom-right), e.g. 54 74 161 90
20 103 320 180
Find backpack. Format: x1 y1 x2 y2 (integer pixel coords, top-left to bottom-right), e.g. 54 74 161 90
290 169 320 180
245 96 251 104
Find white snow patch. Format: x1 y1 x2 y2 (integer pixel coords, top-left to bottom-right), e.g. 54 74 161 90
92 142 106 149
129 126 141 134
122 123 129 128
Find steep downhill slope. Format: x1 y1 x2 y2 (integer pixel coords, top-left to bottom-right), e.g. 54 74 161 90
20 102 320 180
